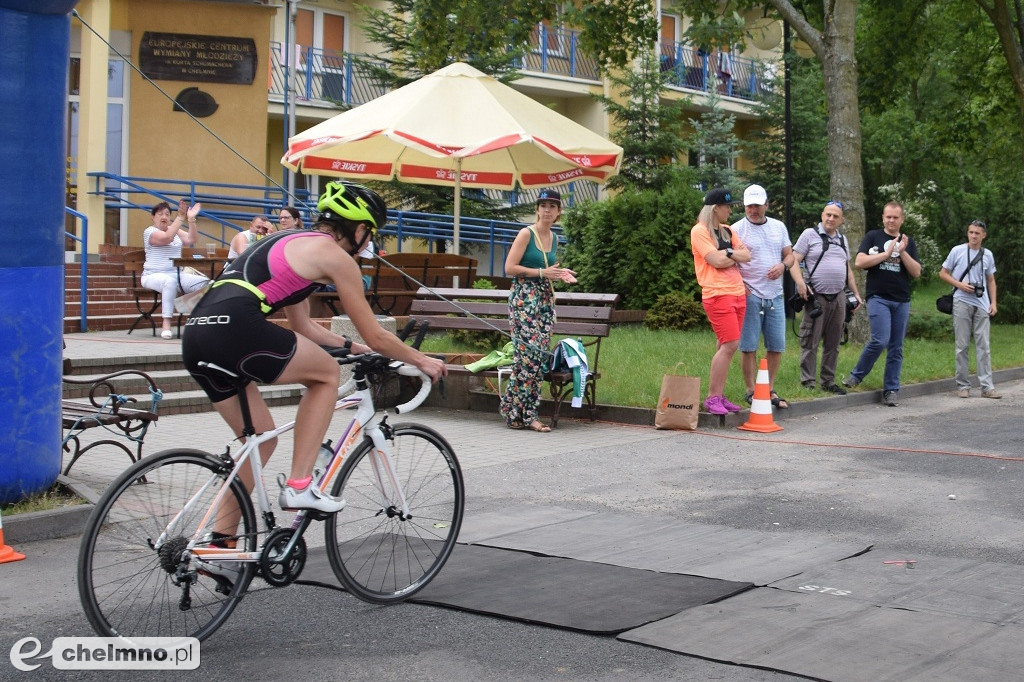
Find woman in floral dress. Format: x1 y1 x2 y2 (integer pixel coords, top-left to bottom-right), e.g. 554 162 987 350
499 189 577 432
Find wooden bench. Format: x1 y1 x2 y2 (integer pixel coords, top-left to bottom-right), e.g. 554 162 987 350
61 367 163 476
408 287 619 427
311 253 478 317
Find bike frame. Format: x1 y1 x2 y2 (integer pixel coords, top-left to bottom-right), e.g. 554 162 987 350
158 369 412 569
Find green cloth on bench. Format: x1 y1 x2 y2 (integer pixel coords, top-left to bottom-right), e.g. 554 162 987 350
465 342 514 373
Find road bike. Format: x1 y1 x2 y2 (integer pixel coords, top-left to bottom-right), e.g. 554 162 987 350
77 350 464 642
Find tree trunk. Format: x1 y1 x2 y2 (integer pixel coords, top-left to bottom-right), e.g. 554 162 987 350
977 0 1024 156
769 0 869 341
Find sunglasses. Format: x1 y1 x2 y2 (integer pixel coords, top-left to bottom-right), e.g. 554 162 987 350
970 220 986 229
825 200 844 210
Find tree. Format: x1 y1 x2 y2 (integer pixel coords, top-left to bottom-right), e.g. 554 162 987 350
974 0 1024 153
359 0 556 88
690 72 741 191
594 50 693 192
743 54 830 232
677 0 867 335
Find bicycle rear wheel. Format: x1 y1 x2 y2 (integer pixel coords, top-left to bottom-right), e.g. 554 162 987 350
78 448 257 642
325 423 464 603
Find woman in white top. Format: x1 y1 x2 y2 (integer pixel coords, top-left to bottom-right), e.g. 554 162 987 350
141 200 210 339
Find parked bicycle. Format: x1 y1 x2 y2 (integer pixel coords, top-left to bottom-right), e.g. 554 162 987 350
77 349 464 642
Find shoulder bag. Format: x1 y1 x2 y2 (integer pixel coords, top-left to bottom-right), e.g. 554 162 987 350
936 248 984 315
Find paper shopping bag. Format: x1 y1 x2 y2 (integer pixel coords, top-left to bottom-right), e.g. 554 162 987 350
654 363 700 430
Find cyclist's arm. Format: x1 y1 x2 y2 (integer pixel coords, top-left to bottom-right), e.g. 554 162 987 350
287 238 445 381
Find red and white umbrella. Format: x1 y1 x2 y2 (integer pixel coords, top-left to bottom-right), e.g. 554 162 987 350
282 62 622 252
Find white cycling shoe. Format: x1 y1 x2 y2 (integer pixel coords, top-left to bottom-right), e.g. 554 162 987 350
278 476 346 513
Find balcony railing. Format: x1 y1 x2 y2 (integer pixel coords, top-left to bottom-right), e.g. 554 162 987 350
658 41 771 102
268 35 768 107
268 43 387 107
519 25 600 81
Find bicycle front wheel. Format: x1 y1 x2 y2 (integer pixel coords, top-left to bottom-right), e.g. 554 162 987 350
78 448 257 642
325 423 464 603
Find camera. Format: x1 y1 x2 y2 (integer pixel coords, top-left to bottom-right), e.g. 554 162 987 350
789 292 822 319
972 283 985 298
844 289 859 324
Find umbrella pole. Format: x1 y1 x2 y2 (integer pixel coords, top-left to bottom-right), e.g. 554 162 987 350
453 159 462 256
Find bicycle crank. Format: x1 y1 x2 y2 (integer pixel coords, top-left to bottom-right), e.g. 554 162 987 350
259 528 307 587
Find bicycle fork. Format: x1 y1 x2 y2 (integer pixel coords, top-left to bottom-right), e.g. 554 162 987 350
366 425 412 521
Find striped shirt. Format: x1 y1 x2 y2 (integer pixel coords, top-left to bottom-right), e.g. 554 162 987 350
142 226 184 275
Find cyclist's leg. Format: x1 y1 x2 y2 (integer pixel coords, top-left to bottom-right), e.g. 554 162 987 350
274 334 340 481
210 382 278 537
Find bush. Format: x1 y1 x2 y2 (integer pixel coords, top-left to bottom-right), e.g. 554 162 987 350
905 311 952 341
561 179 704 310
644 291 708 331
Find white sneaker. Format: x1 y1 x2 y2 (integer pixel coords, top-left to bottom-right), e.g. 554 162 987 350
279 481 346 513
161 329 174 339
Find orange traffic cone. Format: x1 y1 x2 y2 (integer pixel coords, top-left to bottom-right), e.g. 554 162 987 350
0 506 26 564
738 358 783 433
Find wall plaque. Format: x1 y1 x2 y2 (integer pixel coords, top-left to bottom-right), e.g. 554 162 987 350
139 32 257 84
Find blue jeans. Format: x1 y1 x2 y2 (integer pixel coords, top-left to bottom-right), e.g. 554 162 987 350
738 294 786 352
849 296 910 392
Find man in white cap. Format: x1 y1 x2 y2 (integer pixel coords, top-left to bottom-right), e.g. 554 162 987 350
732 184 794 409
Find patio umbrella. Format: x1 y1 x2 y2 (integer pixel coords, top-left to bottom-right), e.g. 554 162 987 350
281 62 622 253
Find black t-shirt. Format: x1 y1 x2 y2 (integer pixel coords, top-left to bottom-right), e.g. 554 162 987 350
857 229 918 303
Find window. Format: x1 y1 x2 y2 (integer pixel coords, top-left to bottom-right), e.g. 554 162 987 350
67 56 129 246
293 7 348 102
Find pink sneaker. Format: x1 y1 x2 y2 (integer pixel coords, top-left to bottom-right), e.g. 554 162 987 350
703 395 729 416
720 397 742 413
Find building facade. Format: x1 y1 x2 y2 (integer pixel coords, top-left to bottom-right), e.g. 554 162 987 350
68 0 782 256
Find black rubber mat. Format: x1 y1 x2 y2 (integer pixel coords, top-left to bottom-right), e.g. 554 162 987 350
462 507 870 585
300 543 752 634
619 586 1024 682
770 551 1024 625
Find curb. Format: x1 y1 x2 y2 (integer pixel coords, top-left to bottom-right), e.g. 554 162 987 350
3 476 99 544
467 366 1024 430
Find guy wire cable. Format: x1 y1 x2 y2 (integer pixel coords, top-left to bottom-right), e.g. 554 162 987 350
75 10 551 359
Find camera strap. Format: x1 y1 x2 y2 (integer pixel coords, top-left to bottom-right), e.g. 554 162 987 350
952 248 984 287
805 230 846 288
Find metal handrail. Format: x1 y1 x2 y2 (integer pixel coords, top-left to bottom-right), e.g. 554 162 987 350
65 207 88 332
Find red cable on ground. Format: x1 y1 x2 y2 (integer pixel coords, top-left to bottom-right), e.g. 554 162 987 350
667 428 1024 462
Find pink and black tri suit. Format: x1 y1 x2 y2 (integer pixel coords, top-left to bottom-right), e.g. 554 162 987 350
182 230 334 402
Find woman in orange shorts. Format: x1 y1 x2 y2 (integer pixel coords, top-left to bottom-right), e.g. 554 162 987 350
690 188 751 415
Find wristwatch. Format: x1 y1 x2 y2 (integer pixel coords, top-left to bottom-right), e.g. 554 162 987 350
725 248 734 260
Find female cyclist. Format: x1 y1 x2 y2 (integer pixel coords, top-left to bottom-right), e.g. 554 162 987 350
182 181 445 513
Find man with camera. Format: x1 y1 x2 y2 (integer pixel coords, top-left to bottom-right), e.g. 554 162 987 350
939 220 999 398
843 201 921 406
790 201 862 395
732 184 794 408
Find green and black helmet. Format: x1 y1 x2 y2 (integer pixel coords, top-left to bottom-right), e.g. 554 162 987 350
316 180 388 232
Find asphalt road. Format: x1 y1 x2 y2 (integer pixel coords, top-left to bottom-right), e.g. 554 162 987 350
3 381 1022 681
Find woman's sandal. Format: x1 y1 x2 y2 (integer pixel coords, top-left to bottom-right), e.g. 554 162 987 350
507 421 524 430
770 391 789 409
528 420 551 433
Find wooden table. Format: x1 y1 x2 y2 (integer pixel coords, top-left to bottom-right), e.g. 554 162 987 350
173 256 230 288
